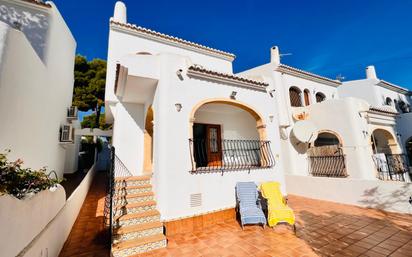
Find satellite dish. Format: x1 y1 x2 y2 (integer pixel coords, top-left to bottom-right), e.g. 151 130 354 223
292 120 318 143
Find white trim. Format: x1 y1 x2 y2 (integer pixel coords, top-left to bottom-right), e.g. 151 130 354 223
277 64 341 87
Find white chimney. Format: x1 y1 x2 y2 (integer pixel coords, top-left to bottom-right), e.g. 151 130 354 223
113 1 127 23
270 46 280 65
366 65 377 80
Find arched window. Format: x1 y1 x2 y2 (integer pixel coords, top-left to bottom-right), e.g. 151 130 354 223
385 97 393 106
289 87 302 107
304 89 310 106
315 92 326 103
314 132 341 147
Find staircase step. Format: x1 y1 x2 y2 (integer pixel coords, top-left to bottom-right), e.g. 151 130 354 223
115 175 151 182
114 192 155 205
114 222 163 243
114 200 157 215
114 185 152 195
114 210 161 227
112 234 167 257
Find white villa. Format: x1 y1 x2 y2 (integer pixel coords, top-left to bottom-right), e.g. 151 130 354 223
0 1 411 257
104 1 412 256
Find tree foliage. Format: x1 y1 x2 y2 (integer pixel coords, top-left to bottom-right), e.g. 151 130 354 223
72 55 107 127
81 113 112 130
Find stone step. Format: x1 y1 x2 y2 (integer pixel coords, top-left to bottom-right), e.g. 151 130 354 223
113 221 163 243
114 185 152 195
115 176 151 187
112 234 167 257
114 210 161 227
114 192 155 205
114 200 157 216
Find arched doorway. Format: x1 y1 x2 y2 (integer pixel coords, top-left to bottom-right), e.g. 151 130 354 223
189 99 273 171
370 129 397 154
143 106 154 173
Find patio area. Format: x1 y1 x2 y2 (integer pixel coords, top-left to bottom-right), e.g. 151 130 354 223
59 174 412 257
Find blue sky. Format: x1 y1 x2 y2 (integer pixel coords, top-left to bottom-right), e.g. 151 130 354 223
55 0 412 88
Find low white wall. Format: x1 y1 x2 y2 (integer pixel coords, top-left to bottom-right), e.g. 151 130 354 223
286 175 412 214
17 165 97 257
0 185 66 257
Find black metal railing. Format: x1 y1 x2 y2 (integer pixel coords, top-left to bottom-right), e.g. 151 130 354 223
104 146 132 252
189 138 275 173
307 146 347 177
373 154 410 182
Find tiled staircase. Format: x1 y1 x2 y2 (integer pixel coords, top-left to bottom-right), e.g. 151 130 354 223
111 175 166 257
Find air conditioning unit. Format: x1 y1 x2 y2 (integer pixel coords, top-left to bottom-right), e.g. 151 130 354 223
67 106 78 120
60 125 74 143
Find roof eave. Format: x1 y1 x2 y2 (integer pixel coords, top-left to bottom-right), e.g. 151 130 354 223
276 64 341 87
110 20 236 62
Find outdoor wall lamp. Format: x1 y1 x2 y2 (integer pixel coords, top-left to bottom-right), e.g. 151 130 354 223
269 115 274 122
175 103 182 112
362 130 369 137
176 69 184 80
269 89 276 98
230 91 237 100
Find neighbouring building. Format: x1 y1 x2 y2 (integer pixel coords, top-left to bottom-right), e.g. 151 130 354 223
339 65 412 165
0 0 77 178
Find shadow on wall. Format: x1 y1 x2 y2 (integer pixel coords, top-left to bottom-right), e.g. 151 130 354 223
0 3 49 60
359 183 412 214
293 206 412 256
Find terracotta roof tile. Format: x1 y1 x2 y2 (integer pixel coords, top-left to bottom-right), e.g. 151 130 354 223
21 0 51 8
369 106 399 115
187 65 268 91
277 64 341 87
110 20 235 61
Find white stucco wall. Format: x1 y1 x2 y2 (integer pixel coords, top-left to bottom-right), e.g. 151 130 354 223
0 185 66 257
286 175 412 214
0 1 76 179
194 104 260 140
112 102 145 174
19 165 96 257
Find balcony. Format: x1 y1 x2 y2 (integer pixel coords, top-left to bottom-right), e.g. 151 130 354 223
307 146 348 178
189 139 275 173
373 154 411 182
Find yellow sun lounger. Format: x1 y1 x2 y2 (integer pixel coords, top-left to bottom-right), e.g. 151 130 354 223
260 182 296 231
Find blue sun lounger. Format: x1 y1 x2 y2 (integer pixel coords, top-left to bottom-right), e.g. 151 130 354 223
235 182 266 229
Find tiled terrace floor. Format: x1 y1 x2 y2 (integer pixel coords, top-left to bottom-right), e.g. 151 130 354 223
59 174 412 257
59 172 110 257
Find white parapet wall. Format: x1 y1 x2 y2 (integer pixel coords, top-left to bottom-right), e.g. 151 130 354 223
286 175 412 214
0 185 66 257
14 165 97 257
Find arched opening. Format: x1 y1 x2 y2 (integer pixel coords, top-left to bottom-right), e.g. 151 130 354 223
189 99 273 171
143 106 154 173
371 129 397 154
308 130 346 177
315 92 326 103
385 97 393 106
304 89 310 106
314 131 341 147
289 87 302 107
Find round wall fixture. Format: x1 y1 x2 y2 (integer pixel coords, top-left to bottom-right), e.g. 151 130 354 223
292 120 318 143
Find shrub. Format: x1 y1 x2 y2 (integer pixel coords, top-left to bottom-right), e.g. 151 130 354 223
0 150 61 199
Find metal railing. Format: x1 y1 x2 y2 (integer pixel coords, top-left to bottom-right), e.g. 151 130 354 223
104 146 132 252
189 138 275 173
373 154 410 182
307 146 347 177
